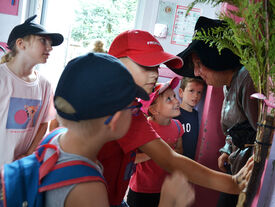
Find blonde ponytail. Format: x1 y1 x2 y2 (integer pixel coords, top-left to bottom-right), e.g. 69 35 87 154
1 51 15 64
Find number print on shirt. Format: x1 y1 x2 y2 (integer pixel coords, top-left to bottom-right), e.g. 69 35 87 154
182 123 191 133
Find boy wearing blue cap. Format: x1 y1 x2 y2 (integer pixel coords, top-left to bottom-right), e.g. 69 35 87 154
0 15 64 166
40 52 194 207
44 53 147 206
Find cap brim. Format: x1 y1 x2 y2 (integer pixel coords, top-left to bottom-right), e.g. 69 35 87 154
135 85 149 101
158 77 180 94
140 91 157 114
37 32 64 46
129 51 183 69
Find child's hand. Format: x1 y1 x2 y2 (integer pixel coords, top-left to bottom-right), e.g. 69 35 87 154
159 172 195 207
232 155 254 190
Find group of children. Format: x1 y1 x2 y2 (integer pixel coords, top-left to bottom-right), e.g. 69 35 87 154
0 15 254 207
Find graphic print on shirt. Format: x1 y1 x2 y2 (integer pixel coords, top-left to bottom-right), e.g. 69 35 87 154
6 97 41 129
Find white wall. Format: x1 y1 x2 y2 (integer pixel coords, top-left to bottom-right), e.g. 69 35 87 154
135 0 220 56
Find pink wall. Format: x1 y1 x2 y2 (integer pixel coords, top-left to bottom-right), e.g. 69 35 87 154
0 0 20 16
192 86 226 207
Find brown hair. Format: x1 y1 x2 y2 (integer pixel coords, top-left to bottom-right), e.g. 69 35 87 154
179 77 205 91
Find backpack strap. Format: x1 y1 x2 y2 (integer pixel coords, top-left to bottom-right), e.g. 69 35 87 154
39 160 106 192
36 127 67 161
173 119 181 137
37 129 105 192
36 128 68 182
39 127 68 146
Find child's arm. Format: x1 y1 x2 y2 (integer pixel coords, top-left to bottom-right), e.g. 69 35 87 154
64 181 109 207
139 138 253 194
174 137 183 154
27 122 48 153
159 172 195 207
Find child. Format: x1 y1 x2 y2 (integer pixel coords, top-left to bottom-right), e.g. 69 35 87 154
175 77 205 160
98 29 253 207
127 77 185 207
41 52 194 207
0 15 64 165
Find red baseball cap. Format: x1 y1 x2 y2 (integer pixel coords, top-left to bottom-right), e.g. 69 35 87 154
108 30 183 69
140 77 180 115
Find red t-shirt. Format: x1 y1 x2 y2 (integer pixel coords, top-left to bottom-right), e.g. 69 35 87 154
97 111 159 205
129 119 183 193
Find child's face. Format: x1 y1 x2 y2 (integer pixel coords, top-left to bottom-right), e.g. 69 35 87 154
24 35 53 64
179 81 204 109
151 88 180 119
120 58 159 94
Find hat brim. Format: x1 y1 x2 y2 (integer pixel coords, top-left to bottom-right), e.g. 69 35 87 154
135 85 149 101
140 91 157 114
37 32 64 46
171 40 200 78
129 51 183 69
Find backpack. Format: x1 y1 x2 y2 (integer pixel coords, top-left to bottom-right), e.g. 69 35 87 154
0 127 105 207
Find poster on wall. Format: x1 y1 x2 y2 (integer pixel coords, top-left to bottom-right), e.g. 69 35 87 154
155 1 201 47
171 6 201 46
0 0 20 16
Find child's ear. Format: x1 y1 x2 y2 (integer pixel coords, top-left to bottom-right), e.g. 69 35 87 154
16 38 26 50
108 111 122 132
178 88 183 98
148 105 157 116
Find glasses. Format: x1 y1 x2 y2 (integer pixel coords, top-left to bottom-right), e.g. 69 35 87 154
104 102 142 125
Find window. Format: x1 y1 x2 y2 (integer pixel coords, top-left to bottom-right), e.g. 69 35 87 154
39 0 138 88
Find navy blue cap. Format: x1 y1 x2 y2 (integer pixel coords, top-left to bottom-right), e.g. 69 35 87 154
7 15 64 49
54 53 149 121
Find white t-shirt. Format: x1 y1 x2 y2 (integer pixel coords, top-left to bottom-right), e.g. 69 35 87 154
0 63 56 165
